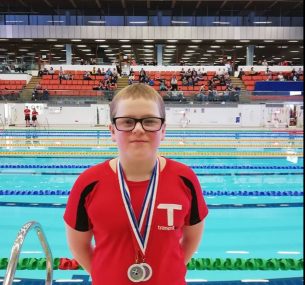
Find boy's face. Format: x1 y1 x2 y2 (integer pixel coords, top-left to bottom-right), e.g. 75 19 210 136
109 98 166 160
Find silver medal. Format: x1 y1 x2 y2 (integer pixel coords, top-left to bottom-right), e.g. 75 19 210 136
127 263 145 282
141 262 153 281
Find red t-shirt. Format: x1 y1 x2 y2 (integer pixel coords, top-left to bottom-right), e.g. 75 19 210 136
64 158 208 285
24 108 31 115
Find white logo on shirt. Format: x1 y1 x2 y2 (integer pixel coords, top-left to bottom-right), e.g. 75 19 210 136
157 203 182 230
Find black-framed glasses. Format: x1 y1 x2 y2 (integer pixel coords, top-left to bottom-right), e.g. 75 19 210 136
112 117 165 132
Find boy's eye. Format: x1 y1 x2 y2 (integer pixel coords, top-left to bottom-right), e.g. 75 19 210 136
122 118 135 125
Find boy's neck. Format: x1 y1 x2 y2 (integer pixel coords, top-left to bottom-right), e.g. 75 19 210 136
119 157 157 182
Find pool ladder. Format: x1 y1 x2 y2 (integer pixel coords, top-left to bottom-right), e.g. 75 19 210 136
3 221 53 285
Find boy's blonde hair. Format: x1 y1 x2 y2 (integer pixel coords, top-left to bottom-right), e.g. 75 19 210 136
109 83 166 121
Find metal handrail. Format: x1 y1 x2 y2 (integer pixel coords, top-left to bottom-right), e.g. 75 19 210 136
0 116 5 130
3 221 53 285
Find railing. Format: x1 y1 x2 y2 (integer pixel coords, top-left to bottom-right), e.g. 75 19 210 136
3 221 53 285
0 116 5 130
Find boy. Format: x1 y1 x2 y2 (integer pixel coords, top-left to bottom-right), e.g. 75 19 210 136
24 106 31 127
64 83 208 284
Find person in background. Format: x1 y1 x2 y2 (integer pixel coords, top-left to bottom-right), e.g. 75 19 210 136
31 107 38 127
24 106 31 127
42 89 49 100
64 83 208 285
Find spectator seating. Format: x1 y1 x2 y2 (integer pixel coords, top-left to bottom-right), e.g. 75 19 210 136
132 71 218 92
241 72 304 91
39 72 113 97
0 79 26 98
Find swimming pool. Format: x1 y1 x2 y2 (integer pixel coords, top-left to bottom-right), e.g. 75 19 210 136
0 129 303 284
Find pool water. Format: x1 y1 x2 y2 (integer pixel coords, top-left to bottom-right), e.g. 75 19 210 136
0 129 303 283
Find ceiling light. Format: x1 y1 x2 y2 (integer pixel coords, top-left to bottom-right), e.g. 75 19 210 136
240 40 250 43
99 45 109 48
6 20 24 23
264 40 274 42
206 50 216 52
129 21 147 24
77 45 87 47
54 45 64 47
22 39 33 41
121 45 131 48
215 40 226 42
234 46 243 48
143 40 154 42
212 21 230 25
167 40 178 42
171 21 189 24
253 21 272 24
0 39 9 41
188 45 199 48
88 21 105 24
210 46 221 48
71 39 82 42
191 40 202 43
95 39 106 42
119 40 130 42
290 51 300 52
288 40 298 42
47 20 64 23
46 39 57 42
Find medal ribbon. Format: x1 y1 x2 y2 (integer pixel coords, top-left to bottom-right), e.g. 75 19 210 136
117 159 159 255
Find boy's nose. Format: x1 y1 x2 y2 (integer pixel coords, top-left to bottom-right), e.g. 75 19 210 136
132 121 145 132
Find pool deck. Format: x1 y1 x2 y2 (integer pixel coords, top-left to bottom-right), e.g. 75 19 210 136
2 124 304 132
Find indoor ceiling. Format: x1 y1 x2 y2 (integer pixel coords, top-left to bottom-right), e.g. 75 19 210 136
0 38 303 67
0 0 303 16
0 0 303 67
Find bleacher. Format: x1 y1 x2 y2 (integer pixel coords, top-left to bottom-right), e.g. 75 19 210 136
0 65 303 103
39 71 112 98
242 72 304 92
0 79 26 100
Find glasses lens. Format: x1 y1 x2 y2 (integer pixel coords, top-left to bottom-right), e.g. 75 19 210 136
142 118 162 131
114 117 163 131
115 118 135 131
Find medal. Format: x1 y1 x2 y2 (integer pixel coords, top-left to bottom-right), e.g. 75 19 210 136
117 159 159 282
127 263 145 282
141 262 153 281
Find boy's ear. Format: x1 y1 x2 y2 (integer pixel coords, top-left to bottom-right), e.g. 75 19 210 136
109 124 116 142
160 123 166 141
